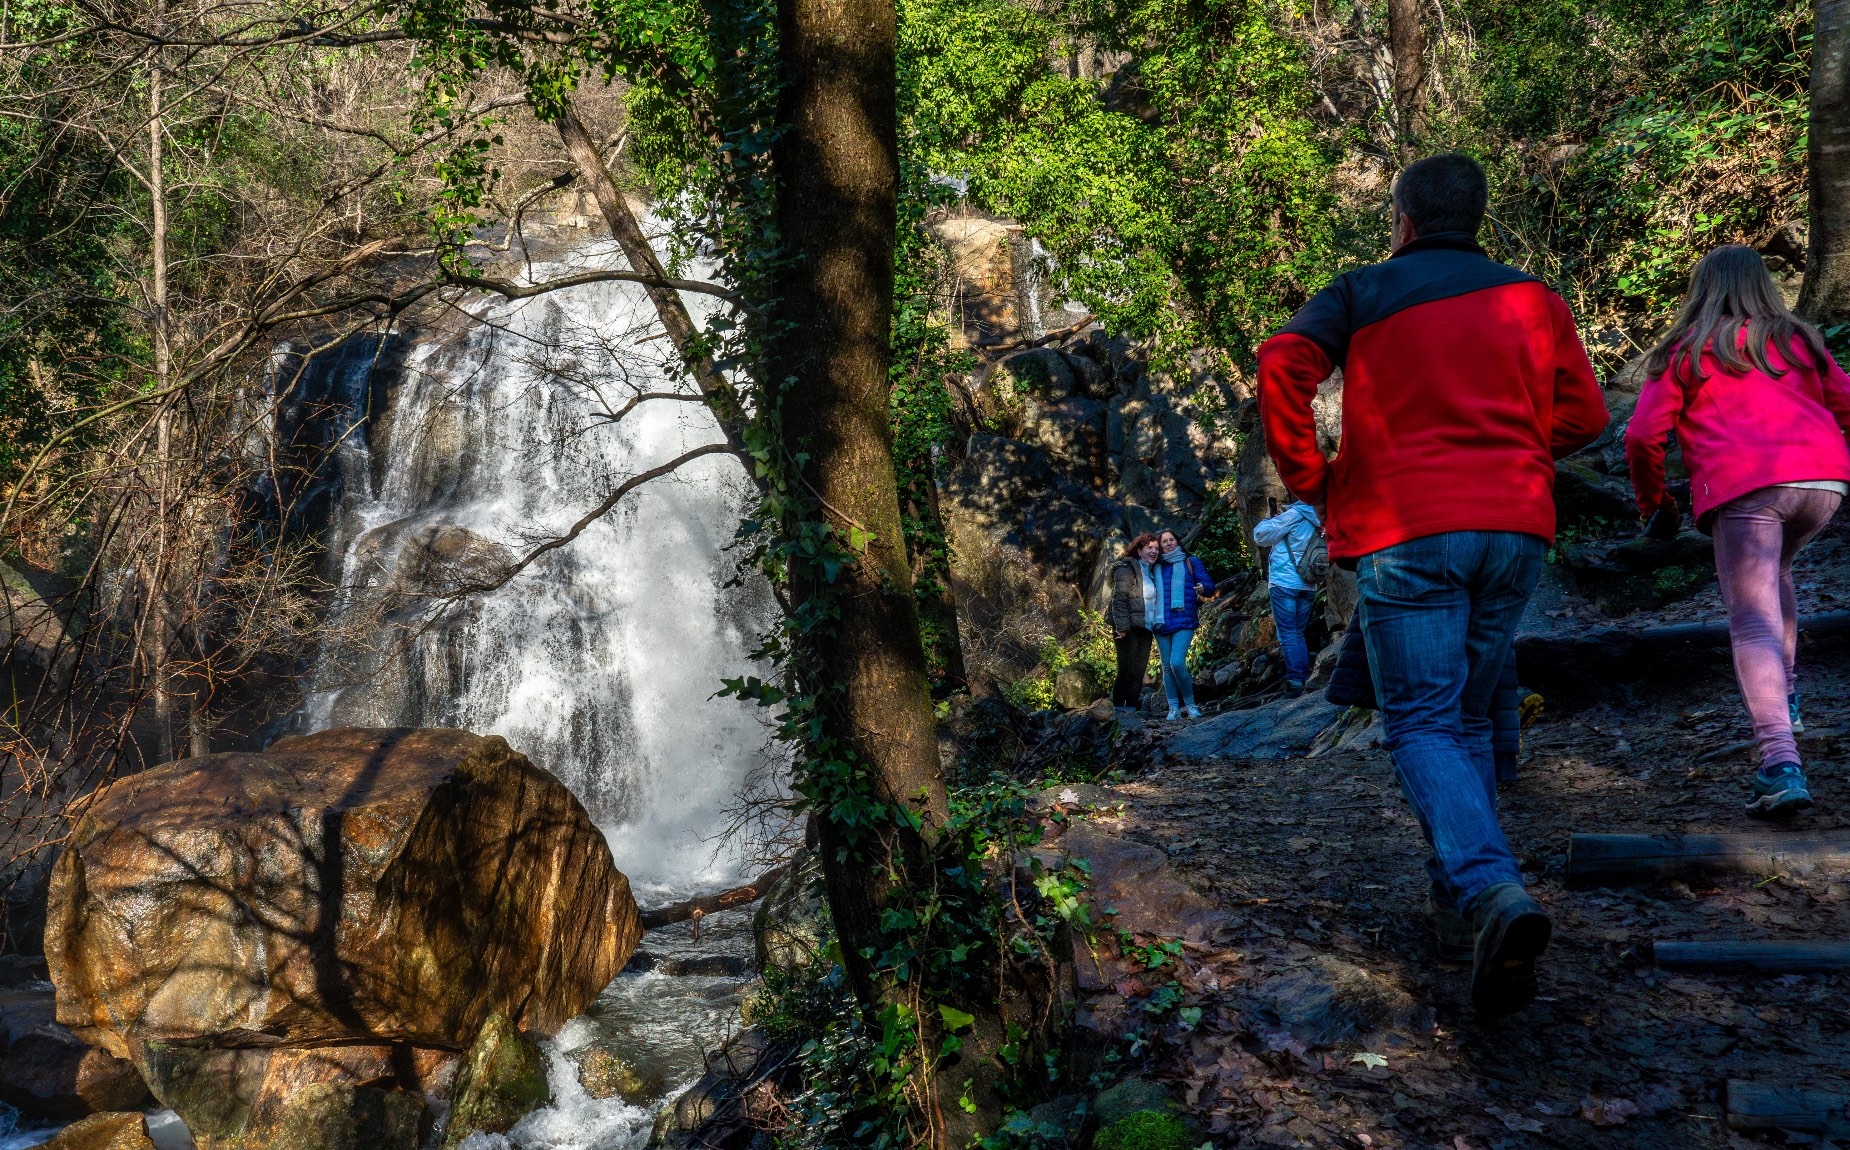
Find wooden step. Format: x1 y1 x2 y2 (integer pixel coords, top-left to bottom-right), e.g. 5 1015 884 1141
1725 1080 1850 1136
1654 939 1850 973
1566 832 1850 887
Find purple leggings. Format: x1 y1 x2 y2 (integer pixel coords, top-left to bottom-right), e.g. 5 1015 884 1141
1712 485 1842 768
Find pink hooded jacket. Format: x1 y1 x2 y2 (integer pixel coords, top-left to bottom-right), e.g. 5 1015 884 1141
1625 334 1850 530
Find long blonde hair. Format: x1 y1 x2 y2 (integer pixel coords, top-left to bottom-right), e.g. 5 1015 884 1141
1644 244 1829 385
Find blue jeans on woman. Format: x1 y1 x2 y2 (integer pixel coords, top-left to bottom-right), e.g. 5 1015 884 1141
1358 530 1544 912
1154 629 1196 710
1269 586 1316 685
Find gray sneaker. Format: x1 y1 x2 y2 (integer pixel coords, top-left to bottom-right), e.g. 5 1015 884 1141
1422 896 1473 963
1747 763 1814 820
1790 693 1805 736
1466 882 1552 1019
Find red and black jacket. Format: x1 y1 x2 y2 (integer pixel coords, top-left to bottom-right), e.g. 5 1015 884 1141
1257 233 1608 561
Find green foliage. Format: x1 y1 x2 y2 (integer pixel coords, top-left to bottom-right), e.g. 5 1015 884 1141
1093 1110 1195 1150
900 0 1356 365
1002 609 1121 712
1441 0 1809 352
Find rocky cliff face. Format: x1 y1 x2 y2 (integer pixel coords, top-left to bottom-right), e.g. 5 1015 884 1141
940 329 1251 696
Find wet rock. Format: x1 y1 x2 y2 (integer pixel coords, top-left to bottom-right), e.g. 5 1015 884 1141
49 728 640 1056
440 1013 550 1150
659 955 754 978
648 1029 784 1150
573 1046 657 1104
42 1111 157 1150
395 522 516 594
1256 955 1420 1047
1166 693 1342 760
754 852 829 978
0 986 148 1118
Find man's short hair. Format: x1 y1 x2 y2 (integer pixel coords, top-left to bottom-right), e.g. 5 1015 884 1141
1392 153 1488 237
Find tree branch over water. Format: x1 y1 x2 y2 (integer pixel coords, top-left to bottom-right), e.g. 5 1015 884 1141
442 443 735 598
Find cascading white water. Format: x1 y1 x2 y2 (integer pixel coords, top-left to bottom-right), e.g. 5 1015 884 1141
299 235 780 899
287 235 782 1149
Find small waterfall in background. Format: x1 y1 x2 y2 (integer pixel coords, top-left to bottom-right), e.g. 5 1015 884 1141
281 236 781 1149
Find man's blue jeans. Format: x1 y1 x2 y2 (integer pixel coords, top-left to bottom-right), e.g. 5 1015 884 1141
1358 531 1544 910
1269 586 1316 684
1154 629 1196 709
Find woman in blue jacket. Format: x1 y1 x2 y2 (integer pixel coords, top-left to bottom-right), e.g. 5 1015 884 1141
1153 529 1217 719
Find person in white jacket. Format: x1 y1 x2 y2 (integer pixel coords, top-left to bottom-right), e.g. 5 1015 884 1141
1254 501 1321 694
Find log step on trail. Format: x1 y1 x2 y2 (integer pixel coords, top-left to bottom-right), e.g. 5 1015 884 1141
1654 940 1850 973
1566 832 1850 887
1725 1080 1850 1137
1516 611 1850 678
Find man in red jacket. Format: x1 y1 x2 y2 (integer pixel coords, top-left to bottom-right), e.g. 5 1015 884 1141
1258 153 1608 1018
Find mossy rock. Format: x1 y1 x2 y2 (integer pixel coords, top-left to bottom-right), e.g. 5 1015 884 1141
440 1012 551 1149
267 1082 424 1150
1094 1109 1195 1150
574 1046 658 1104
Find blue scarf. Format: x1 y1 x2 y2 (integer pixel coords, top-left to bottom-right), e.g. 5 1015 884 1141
1160 549 1190 615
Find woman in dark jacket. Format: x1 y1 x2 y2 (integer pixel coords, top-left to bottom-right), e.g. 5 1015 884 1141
1106 534 1162 709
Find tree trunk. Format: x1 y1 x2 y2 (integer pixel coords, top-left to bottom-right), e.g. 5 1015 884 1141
147 36 176 765
1802 0 1850 323
554 106 759 475
768 0 953 1122
1387 0 1427 158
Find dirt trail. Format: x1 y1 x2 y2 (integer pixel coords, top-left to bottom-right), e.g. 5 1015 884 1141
1065 526 1850 1150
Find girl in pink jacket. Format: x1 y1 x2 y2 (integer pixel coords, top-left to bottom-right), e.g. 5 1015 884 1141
1627 245 1850 819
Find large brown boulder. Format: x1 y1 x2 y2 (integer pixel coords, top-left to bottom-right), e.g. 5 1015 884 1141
47 728 641 1057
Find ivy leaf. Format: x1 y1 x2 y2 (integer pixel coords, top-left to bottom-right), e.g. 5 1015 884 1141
938 1004 976 1031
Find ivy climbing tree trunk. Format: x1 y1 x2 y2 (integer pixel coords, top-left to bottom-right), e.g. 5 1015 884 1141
768 0 948 1049
1802 0 1850 324
1387 0 1426 158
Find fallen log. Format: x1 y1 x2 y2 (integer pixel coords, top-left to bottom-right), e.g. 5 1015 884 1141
1566 832 1850 887
1516 611 1850 683
1654 939 1850 973
1725 1080 1850 1135
639 863 793 932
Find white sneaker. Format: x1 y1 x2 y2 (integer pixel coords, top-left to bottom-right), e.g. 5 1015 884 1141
1165 708 1180 721
1185 705 1202 719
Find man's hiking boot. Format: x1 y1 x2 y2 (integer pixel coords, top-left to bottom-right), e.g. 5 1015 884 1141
1184 704 1202 719
1422 895 1473 963
1284 681 1305 698
1790 693 1805 736
1747 763 1814 820
1465 882 1552 1019
1495 750 1519 787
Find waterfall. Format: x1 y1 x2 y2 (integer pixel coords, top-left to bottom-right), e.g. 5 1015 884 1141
295 237 779 901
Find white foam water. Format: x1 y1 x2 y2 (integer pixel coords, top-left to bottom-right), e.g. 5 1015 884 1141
298 235 781 899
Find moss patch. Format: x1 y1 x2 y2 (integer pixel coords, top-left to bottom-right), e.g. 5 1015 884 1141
1094 1109 1195 1150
